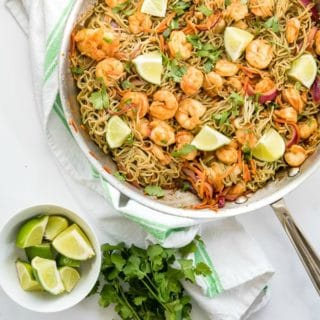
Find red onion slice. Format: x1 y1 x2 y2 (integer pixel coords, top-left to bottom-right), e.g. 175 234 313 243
246 85 278 104
312 76 320 105
300 0 319 21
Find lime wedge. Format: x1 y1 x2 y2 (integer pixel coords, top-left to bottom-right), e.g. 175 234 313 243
224 27 254 61
15 260 42 291
59 266 80 293
191 126 231 151
106 116 132 149
288 54 317 88
16 216 49 248
133 52 163 85
252 128 285 162
57 255 81 268
25 243 53 261
44 215 69 241
141 0 167 17
31 257 64 295
52 224 95 261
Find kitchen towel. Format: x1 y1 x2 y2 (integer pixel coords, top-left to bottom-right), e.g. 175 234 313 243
6 1 274 319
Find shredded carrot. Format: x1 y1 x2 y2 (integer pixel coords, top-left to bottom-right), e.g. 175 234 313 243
237 149 243 168
70 31 76 58
196 13 221 31
307 26 317 49
243 163 251 182
89 151 98 160
68 119 78 132
250 159 257 175
156 13 176 34
103 165 112 174
159 35 165 53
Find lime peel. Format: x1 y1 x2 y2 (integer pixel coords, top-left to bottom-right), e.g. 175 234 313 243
106 116 132 149
141 0 167 17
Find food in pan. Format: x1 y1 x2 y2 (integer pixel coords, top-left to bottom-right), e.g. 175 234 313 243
70 0 320 210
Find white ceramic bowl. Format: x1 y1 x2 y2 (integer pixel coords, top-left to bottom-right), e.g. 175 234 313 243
0 204 101 313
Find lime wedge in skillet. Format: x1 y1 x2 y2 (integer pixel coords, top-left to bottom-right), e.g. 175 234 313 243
191 126 231 151
16 216 48 248
25 243 53 261
59 266 80 292
52 224 95 261
31 257 64 295
252 128 285 162
44 215 69 241
15 260 42 291
141 0 167 17
106 116 132 149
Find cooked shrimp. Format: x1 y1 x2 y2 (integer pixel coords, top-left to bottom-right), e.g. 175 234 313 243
105 0 127 8
226 77 242 93
203 71 224 96
135 118 151 139
149 120 175 146
208 162 224 192
274 107 298 123
286 18 300 44
150 145 172 165
74 28 119 61
255 78 276 93
96 58 124 86
298 117 318 140
236 128 257 148
282 88 304 113
128 12 152 34
149 90 178 120
228 181 247 197
168 31 192 60
120 92 149 119
176 131 197 160
284 145 307 167
180 67 204 96
249 0 274 18
224 0 248 21
215 60 239 77
216 145 238 165
175 98 206 130
246 40 273 69
212 18 226 34
233 20 248 30
315 30 320 55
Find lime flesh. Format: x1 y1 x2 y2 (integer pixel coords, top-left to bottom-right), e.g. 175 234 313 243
106 116 132 149
16 260 42 291
25 243 53 261
141 0 167 17
52 224 95 261
31 257 64 295
44 216 69 241
16 216 49 248
59 266 80 292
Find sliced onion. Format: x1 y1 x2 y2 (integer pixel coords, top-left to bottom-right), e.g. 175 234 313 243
300 0 319 21
217 196 225 208
246 84 278 104
286 124 299 149
312 76 320 105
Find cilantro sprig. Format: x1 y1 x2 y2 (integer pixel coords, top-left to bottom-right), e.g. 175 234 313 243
264 16 280 33
88 86 110 110
144 185 165 198
169 0 192 16
172 144 197 157
95 238 211 320
163 56 187 82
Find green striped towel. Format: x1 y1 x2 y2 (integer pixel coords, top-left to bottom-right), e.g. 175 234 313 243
6 0 274 318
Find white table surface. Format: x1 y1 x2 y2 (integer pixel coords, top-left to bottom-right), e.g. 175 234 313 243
0 3 320 320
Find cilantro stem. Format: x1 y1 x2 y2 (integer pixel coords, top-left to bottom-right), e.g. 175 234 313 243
141 279 166 308
118 285 142 320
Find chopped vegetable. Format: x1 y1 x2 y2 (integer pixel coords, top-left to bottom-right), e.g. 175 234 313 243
71 66 84 75
264 16 280 33
197 5 213 17
312 76 320 105
163 57 187 82
144 185 165 198
172 144 197 157
89 87 110 110
113 171 127 181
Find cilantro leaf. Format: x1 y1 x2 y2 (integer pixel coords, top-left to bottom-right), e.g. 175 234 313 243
170 0 191 15
229 92 244 106
197 5 213 17
172 144 197 157
144 185 165 198
88 87 110 110
121 79 134 90
71 66 84 75
164 58 187 82
264 16 280 33
194 262 212 276
112 1 129 13
113 171 126 181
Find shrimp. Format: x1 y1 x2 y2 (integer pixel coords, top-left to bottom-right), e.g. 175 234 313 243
246 40 273 70
208 162 224 192
120 92 149 119
105 0 127 8
286 18 300 44
180 67 204 96
298 117 318 140
168 31 192 60
175 98 206 130
236 128 257 148
249 0 274 18
74 28 119 61
149 120 175 146
215 60 239 77
274 107 298 123
175 131 197 160
233 20 248 30
128 12 152 34
282 88 305 113
314 30 320 55
228 181 247 197
226 77 242 93
203 72 224 96
149 90 178 120
135 118 151 139
224 0 248 22
216 145 238 165
150 145 172 165
96 58 124 86
255 78 276 93
284 145 307 167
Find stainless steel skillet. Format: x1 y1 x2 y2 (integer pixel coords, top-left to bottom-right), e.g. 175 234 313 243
59 0 320 294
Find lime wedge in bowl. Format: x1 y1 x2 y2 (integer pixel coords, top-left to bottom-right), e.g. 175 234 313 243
191 126 231 151
15 260 42 291
25 243 53 261
44 215 69 241
52 224 95 261
141 0 167 17
224 27 254 61
59 266 80 293
16 216 48 248
31 257 64 295
57 255 81 268
288 54 317 88
133 52 163 85
106 115 132 149
252 128 285 162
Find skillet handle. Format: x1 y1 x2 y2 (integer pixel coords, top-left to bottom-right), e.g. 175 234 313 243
271 198 320 295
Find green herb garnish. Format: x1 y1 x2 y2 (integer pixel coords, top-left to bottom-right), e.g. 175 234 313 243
121 80 134 90
103 36 113 43
197 5 213 17
112 1 129 13
264 16 280 33
170 0 192 15
88 87 110 110
71 67 84 75
144 185 165 198
172 144 197 157
113 171 126 181
163 57 187 82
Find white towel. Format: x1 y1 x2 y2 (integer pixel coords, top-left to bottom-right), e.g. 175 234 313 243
6 1 274 319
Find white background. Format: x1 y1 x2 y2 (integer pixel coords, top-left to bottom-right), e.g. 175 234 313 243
0 2 320 319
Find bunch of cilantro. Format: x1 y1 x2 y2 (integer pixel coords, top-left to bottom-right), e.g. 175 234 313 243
92 238 211 320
